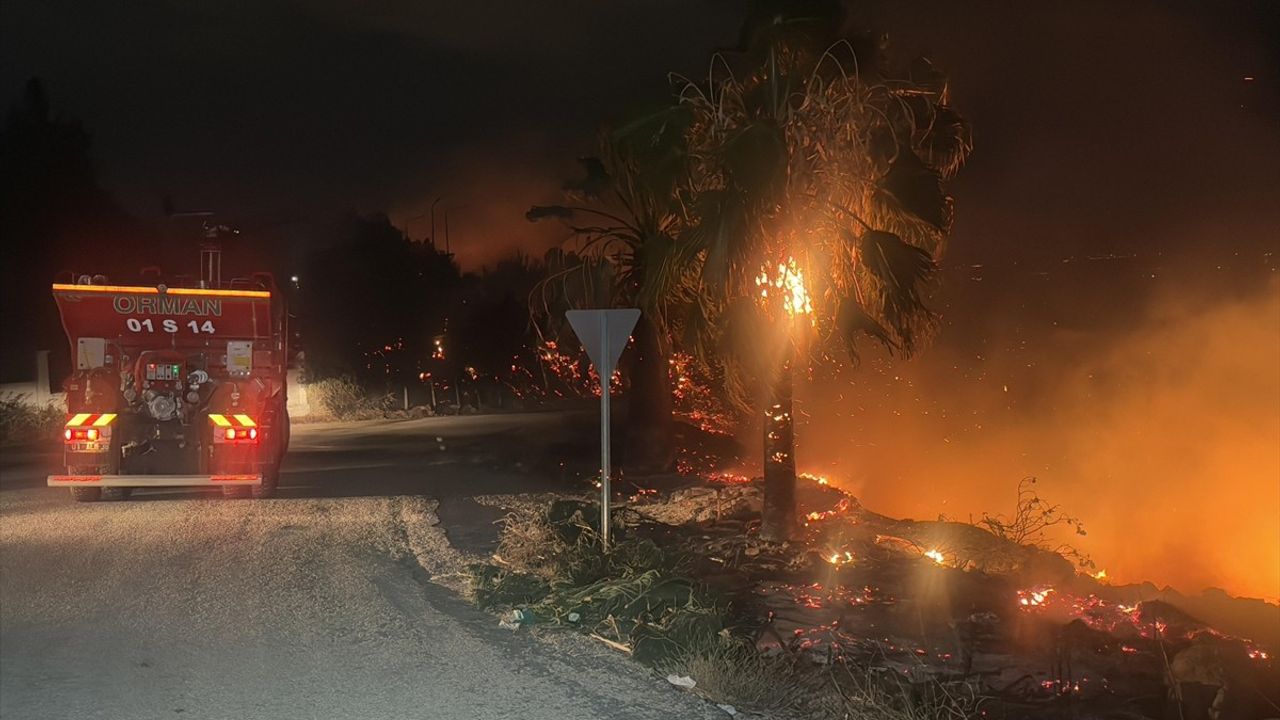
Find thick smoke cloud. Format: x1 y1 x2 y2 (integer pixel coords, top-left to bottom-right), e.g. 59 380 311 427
789 263 1279 601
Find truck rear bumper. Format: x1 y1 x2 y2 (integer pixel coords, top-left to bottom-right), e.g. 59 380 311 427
48 474 261 487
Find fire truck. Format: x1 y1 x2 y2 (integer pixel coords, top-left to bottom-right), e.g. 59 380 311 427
47 241 289 501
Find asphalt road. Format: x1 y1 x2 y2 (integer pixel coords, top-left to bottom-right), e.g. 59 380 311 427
0 413 720 720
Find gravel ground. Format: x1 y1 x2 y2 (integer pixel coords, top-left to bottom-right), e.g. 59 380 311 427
0 417 722 720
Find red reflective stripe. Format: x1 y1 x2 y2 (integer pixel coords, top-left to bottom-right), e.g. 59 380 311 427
49 475 101 483
210 475 258 482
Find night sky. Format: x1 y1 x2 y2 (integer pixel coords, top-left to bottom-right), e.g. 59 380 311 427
3 0 1278 597
3 1 1274 268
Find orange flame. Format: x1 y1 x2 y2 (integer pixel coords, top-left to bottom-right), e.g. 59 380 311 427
756 257 813 320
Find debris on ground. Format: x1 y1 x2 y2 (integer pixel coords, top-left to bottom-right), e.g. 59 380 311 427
468 475 1280 720
667 675 697 689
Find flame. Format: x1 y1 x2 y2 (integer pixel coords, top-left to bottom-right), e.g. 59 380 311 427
826 550 855 566
923 549 946 565
1017 586 1055 607
799 472 830 486
756 257 813 320
803 497 853 525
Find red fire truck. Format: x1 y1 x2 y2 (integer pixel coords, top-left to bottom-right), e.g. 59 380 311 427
47 246 289 501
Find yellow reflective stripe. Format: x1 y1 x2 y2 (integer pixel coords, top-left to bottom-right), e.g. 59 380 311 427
233 414 256 427
92 413 117 427
169 287 269 298
66 413 93 427
208 414 232 427
52 283 269 299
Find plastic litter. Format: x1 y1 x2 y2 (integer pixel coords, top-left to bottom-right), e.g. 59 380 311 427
666 674 696 689
716 704 737 716
498 608 535 630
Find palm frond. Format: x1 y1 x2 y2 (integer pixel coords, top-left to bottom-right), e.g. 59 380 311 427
690 190 750 295
854 229 937 355
563 157 611 199
877 150 952 232
722 121 788 201
835 297 895 366
920 105 972 179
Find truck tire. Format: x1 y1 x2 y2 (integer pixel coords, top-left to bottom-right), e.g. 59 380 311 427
249 405 286 499
251 464 279 499
279 408 291 455
70 487 102 502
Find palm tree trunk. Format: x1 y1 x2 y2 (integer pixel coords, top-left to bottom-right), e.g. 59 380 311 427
761 352 796 541
624 313 675 475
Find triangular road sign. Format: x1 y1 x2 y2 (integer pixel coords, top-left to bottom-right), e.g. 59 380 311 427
566 309 641 377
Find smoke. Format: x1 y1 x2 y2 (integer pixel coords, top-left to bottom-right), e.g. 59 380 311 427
789 263 1280 601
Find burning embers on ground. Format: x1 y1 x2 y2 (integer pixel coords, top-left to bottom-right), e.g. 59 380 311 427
624 472 1279 720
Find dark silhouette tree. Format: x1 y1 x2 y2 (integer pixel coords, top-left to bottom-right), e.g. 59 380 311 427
0 78 138 383
297 213 459 384
528 110 700 475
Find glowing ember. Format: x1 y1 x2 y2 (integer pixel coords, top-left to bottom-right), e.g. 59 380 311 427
756 256 813 320
706 471 752 484
669 352 735 435
1092 569 1108 582
826 550 855 566
923 549 946 565
803 497 853 525
1018 586 1055 607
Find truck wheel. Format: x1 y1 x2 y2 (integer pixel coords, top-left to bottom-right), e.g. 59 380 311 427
280 408 291 455
70 487 102 502
251 465 279 499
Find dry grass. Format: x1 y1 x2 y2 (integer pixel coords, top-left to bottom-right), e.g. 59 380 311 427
666 641 980 720
492 505 569 580
669 642 817 716
305 377 383 421
824 663 981 720
0 393 64 444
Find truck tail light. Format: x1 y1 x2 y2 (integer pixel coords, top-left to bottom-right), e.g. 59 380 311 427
211 414 258 443
222 427 258 442
64 427 100 443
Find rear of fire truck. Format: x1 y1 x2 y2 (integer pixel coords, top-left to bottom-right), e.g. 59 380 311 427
47 269 289 501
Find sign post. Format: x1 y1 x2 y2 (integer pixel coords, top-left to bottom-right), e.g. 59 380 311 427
566 309 640 550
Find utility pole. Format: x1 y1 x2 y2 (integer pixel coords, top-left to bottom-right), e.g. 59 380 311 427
429 196 442 248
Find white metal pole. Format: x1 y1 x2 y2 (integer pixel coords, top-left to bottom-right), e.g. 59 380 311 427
599 313 611 550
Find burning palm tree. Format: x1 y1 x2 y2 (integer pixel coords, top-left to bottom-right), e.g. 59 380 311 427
676 4 972 539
